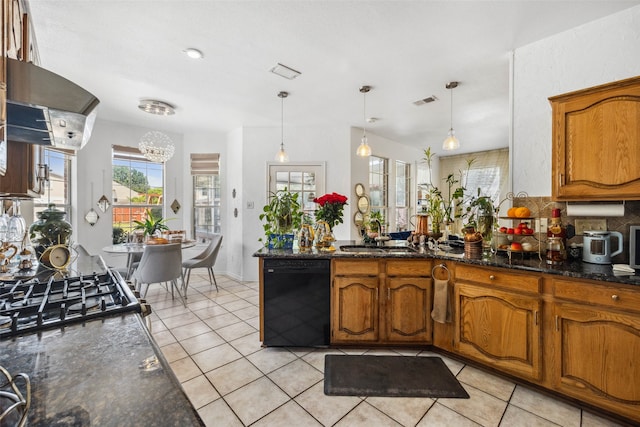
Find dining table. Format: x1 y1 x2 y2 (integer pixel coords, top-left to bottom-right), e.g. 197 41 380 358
102 240 196 279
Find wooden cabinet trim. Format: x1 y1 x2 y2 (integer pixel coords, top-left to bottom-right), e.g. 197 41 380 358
455 263 541 294
385 259 432 276
333 259 379 276
553 278 640 313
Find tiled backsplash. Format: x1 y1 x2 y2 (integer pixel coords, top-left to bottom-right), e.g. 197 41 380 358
514 197 640 264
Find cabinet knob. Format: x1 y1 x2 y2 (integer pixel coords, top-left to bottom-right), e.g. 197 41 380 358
489 275 496 280
611 294 619 301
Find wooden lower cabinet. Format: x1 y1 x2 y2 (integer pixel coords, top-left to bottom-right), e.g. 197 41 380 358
385 277 431 343
553 302 640 421
454 282 542 381
331 259 432 345
327 257 640 424
332 276 380 342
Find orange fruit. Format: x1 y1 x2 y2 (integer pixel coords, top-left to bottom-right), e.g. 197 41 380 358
515 207 531 218
507 207 517 217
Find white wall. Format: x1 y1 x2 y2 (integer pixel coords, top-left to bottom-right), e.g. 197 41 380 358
240 125 350 282
513 5 640 196
226 127 244 281
72 119 425 281
74 119 183 259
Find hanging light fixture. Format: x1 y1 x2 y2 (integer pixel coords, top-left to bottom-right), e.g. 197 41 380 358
139 131 175 162
275 91 289 162
356 85 372 157
443 81 460 151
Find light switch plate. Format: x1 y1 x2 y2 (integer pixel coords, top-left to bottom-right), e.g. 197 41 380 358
574 218 607 235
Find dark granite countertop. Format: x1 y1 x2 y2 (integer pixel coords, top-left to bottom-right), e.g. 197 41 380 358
1 254 202 426
0 313 203 426
254 240 640 287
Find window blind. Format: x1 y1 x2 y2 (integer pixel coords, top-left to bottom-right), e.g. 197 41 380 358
439 148 509 205
191 153 220 175
112 144 153 162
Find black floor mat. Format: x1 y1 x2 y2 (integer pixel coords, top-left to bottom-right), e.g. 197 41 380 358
324 355 469 398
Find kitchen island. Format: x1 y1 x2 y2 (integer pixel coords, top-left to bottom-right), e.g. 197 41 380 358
255 240 640 425
0 254 204 426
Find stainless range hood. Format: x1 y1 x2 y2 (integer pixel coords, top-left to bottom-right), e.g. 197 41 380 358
6 58 100 150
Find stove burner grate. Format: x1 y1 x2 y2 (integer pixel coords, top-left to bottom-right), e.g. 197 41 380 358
0 269 141 338
67 297 101 313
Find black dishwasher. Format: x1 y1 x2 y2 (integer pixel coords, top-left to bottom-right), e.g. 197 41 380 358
263 258 331 347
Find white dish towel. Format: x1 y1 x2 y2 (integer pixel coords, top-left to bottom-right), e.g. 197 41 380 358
431 278 452 323
612 264 635 273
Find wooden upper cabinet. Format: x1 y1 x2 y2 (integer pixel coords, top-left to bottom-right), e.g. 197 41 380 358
550 76 640 201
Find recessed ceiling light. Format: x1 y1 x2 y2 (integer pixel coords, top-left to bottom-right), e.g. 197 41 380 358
184 48 204 59
138 99 175 115
270 63 301 80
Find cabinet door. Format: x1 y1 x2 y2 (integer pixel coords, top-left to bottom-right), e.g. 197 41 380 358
455 283 542 380
331 276 379 343
553 303 640 422
550 76 640 200
385 277 432 343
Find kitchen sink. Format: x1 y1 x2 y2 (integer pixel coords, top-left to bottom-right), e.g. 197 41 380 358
381 246 418 253
339 245 417 254
339 245 386 253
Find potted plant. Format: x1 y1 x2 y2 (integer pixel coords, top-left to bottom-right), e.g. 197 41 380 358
259 187 302 249
422 147 471 237
133 208 170 243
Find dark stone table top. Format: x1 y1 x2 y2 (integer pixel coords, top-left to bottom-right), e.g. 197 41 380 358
254 240 640 287
0 314 204 427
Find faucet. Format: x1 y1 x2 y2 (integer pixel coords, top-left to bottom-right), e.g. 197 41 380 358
373 220 388 246
374 220 382 236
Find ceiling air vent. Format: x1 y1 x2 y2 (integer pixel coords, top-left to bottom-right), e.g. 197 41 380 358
413 95 438 106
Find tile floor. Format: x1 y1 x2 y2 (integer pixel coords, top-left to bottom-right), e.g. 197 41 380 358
143 273 627 427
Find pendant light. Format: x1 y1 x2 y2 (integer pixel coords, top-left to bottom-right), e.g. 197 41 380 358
442 81 460 151
356 85 372 157
275 91 289 162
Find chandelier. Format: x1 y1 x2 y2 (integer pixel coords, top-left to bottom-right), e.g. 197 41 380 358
139 131 175 163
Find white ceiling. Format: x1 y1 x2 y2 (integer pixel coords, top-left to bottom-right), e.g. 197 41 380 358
26 0 640 156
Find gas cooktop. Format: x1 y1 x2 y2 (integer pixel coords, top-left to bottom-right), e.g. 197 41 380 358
0 269 142 339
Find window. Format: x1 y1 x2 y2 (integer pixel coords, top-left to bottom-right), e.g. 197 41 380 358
268 163 325 220
395 160 410 231
369 155 388 227
439 148 509 218
33 148 72 221
112 145 164 236
192 153 220 237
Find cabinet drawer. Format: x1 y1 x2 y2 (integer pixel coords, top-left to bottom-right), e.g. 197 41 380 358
386 259 432 276
553 278 640 312
456 264 541 293
333 259 379 276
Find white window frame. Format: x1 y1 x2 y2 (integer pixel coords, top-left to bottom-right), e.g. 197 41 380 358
267 162 326 218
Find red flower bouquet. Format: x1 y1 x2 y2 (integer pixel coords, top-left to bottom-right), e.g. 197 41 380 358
313 192 348 229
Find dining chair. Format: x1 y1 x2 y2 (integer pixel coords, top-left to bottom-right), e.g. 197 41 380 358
132 243 185 306
182 234 223 292
114 251 142 281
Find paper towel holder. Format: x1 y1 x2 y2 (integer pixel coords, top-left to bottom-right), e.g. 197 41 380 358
566 201 625 217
